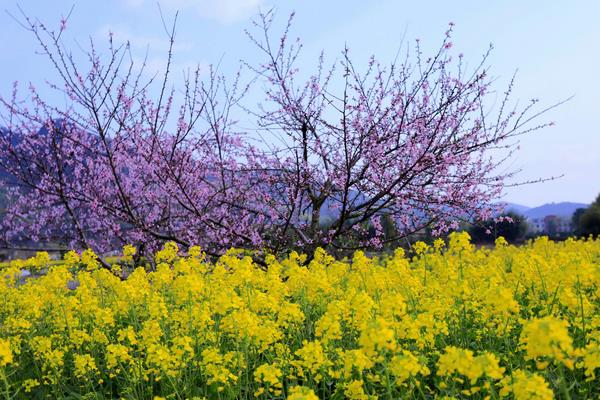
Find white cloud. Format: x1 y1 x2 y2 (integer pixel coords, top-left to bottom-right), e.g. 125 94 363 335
97 25 194 52
125 0 145 6
123 0 264 24
95 25 207 82
133 56 208 81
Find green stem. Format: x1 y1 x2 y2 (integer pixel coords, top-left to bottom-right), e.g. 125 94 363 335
1 368 10 400
558 365 572 400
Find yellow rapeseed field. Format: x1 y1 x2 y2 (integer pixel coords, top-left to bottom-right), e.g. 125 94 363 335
1 233 600 399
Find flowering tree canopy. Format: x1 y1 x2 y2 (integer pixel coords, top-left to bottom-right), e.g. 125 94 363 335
0 10 558 261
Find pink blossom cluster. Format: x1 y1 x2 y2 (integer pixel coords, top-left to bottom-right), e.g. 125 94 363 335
0 12 555 262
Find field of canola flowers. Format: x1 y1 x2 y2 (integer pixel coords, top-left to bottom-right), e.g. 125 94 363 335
1 233 600 399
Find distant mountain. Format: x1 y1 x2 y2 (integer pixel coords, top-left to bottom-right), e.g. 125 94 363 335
499 202 531 215
321 198 588 223
524 202 589 219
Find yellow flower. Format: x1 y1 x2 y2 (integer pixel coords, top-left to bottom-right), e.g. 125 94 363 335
413 241 429 255
520 316 573 366
188 245 205 259
344 380 371 400
0 232 598 398
315 309 342 343
117 326 138 345
81 249 100 271
33 251 51 271
339 349 373 379
287 386 319 400
358 317 397 356
63 250 80 266
500 369 554 400
123 244 137 260
200 347 241 390
254 363 282 386
495 236 509 247
581 341 600 379
437 346 504 384
448 231 473 253
0 338 13 367
73 353 98 379
389 350 430 384
254 363 283 396
111 264 123 274
293 340 330 382
22 379 40 393
106 343 132 371
155 241 179 263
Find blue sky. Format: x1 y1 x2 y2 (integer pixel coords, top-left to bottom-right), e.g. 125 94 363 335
1 0 598 207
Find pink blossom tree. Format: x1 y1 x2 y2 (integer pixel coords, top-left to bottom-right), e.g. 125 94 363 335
0 10 560 263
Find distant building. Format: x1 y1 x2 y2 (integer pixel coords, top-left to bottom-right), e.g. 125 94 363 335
527 214 572 235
